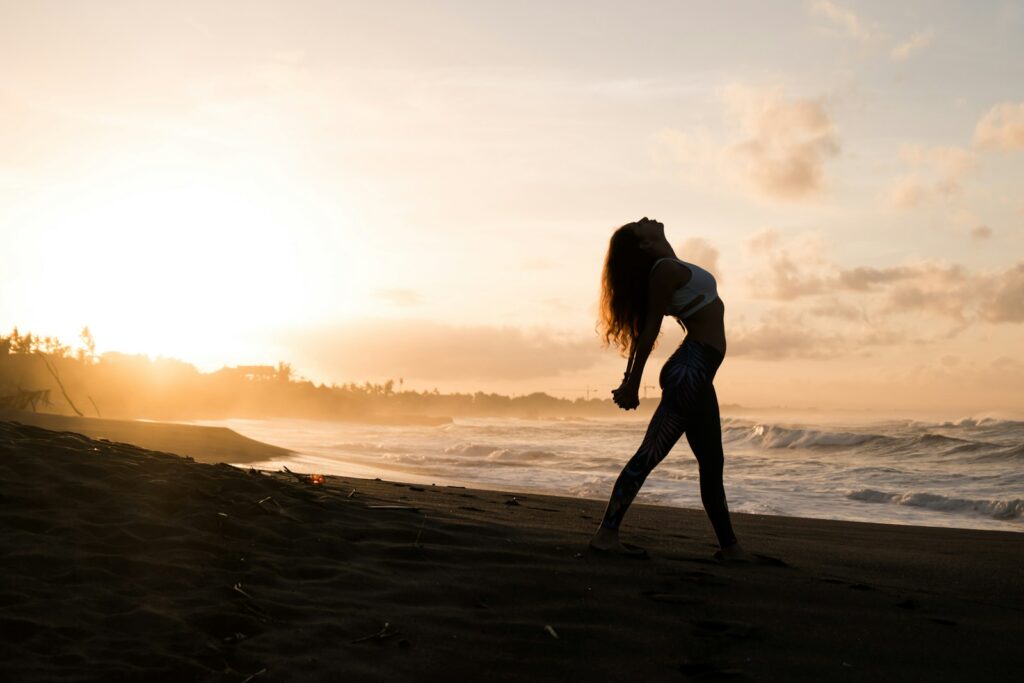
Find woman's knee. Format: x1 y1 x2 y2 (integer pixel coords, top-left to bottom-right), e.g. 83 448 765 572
695 449 724 477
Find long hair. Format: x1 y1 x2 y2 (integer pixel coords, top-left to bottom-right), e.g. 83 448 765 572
598 222 661 356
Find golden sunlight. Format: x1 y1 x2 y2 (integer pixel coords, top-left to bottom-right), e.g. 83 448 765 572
21 159 374 363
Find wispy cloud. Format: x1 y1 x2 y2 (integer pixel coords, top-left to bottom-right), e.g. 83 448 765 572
887 175 929 209
974 102 1024 150
810 4 939 65
970 225 993 241
891 29 934 61
809 0 879 42
886 144 976 208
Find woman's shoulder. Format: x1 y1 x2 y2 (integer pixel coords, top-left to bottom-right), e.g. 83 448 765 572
649 257 693 289
650 256 693 276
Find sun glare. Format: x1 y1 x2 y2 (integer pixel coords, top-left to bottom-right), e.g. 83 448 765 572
17 162 373 367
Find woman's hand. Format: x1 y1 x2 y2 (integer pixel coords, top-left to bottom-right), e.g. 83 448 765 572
612 379 641 411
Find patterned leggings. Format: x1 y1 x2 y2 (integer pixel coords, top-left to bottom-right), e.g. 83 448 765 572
600 338 738 548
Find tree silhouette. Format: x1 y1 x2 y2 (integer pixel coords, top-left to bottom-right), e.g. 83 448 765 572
78 327 97 364
1 327 641 421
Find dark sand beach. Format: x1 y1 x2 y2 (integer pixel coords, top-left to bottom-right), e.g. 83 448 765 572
0 410 291 464
1 418 1021 681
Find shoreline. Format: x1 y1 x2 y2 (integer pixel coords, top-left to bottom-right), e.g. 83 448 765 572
1 419 1020 680
7 410 1017 534
239 454 1024 536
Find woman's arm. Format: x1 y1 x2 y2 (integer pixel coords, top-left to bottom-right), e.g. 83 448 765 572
621 262 679 388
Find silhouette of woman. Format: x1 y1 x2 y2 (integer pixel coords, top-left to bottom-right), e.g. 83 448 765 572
590 217 749 561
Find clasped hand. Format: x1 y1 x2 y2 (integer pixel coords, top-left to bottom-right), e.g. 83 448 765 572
612 378 640 411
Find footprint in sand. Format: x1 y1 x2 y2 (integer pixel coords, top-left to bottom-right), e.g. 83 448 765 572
751 553 790 568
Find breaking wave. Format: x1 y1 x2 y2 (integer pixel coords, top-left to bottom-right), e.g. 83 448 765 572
847 488 1023 520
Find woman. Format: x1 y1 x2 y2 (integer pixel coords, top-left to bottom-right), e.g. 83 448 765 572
590 217 749 561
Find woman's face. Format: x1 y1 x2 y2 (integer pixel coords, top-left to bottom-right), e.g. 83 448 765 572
632 217 665 249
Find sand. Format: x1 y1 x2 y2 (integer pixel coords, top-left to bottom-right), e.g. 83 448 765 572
1 419 1020 681
0 410 291 464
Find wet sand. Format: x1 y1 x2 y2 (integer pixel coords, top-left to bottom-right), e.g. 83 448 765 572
1 419 1020 681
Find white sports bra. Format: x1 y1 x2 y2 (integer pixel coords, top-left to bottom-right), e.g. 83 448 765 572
650 257 719 319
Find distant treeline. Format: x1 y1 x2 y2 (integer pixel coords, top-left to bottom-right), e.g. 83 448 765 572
0 328 653 422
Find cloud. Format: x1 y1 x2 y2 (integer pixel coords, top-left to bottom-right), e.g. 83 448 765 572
886 176 927 209
372 288 421 307
835 265 918 291
886 144 976 208
743 228 829 299
902 145 975 180
974 102 1024 150
879 263 979 321
891 29 934 61
810 4 938 66
282 318 606 383
859 261 1023 322
729 316 841 360
984 263 1024 322
656 87 839 202
728 308 908 360
677 237 721 280
970 225 992 240
724 86 840 200
809 1 878 42
741 230 1024 326
808 297 866 321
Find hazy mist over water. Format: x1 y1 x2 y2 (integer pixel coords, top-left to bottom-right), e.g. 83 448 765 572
208 414 1024 533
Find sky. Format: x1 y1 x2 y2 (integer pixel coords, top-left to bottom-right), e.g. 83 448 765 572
1 1 1023 415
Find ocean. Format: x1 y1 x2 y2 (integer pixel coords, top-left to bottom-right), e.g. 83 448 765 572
203 414 1024 533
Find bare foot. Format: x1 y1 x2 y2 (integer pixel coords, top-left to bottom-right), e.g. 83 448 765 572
589 527 648 558
713 542 755 563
